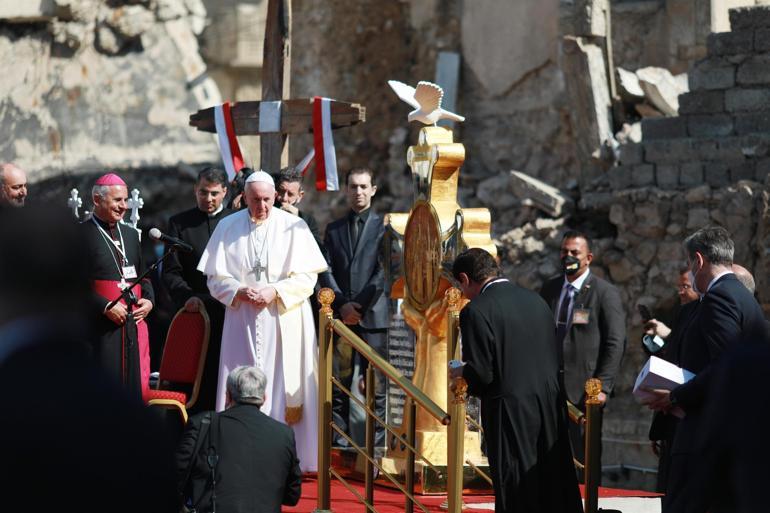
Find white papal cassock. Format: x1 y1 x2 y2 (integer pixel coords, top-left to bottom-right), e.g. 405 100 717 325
197 206 327 472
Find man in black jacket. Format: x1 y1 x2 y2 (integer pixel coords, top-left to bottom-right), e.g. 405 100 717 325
163 167 233 411
644 227 769 512
450 248 582 513
176 365 302 513
539 230 625 470
320 168 388 446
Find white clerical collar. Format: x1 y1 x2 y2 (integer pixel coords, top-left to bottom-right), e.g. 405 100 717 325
564 268 591 291
480 277 508 295
208 203 224 218
706 270 732 293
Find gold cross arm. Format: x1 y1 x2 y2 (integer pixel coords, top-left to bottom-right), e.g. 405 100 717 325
189 99 366 136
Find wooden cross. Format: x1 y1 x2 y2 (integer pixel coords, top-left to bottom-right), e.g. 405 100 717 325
188 0 365 174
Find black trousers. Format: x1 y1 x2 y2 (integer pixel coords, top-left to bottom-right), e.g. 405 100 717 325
332 327 388 447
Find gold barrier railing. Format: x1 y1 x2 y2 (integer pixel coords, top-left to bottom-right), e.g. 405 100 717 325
316 288 462 513
565 379 603 513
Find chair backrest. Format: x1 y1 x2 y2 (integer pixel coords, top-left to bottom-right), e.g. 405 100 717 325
158 305 210 409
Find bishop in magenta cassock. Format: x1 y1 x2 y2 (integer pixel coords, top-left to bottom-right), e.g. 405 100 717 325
198 171 327 472
81 173 153 401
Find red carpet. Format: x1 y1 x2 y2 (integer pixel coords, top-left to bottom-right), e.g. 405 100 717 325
283 477 661 512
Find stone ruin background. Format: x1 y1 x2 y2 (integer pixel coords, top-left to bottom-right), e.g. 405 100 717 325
4 0 770 489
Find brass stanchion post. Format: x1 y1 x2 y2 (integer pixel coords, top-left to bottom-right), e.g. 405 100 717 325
315 288 335 513
446 288 465 513
583 378 603 513
365 365 375 505
405 400 417 513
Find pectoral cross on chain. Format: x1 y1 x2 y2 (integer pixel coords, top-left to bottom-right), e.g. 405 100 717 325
253 258 266 281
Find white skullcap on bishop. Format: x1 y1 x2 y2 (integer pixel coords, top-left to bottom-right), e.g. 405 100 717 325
245 170 275 188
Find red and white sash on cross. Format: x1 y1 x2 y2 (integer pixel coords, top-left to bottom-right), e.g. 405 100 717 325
309 96 339 191
214 101 245 181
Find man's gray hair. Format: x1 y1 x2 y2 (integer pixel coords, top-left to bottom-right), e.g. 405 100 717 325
683 226 734 266
92 184 112 201
226 366 267 406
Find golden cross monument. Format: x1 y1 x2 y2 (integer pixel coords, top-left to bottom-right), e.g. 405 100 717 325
382 125 496 492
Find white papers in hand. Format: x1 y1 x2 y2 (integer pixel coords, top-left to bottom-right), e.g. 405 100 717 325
633 356 695 418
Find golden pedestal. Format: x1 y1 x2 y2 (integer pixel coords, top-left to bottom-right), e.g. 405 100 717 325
381 125 496 495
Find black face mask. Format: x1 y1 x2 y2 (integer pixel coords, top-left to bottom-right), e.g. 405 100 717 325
562 255 581 276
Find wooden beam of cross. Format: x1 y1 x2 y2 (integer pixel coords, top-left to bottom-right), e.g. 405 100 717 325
189 100 366 136
188 0 366 174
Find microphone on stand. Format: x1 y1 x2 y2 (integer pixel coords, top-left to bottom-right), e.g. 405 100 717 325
148 228 194 253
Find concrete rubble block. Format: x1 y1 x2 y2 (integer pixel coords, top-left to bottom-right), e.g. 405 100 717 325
608 166 633 190
656 164 680 189
571 0 608 37
705 162 731 187
730 161 757 181
642 117 688 140
689 58 736 91
734 111 770 135
737 54 770 86
50 20 89 50
509 170 573 217
107 4 154 39
618 142 644 165
685 184 711 203
477 174 518 209
756 27 770 52
687 207 711 229
720 136 756 160
155 0 188 21
561 36 613 166
636 67 687 117
756 158 770 182
617 67 645 101
631 164 656 187
725 87 770 112
680 162 705 187
96 22 124 55
687 113 734 138
644 139 694 164
0 1 57 21
706 30 753 56
678 90 725 115
729 6 770 31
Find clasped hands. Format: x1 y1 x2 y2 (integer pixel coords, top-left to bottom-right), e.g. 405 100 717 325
236 286 277 307
105 298 153 326
340 302 362 325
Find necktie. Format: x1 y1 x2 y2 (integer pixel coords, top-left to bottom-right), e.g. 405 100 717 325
351 216 364 248
555 285 575 345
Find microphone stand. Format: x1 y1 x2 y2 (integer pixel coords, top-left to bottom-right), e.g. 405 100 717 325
105 245 180 312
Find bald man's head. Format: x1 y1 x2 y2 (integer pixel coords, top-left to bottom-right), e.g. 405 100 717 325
732 264 756 294
0 163 27 208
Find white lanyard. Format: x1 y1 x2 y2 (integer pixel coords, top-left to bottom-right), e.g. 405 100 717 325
92 218 130 282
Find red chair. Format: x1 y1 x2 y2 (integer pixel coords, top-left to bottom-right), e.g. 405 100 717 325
146 305 210 423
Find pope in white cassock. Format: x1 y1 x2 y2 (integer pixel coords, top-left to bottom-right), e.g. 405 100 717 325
198 170 327 472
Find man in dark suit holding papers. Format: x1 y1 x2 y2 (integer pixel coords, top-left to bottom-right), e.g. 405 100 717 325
644 226 768 512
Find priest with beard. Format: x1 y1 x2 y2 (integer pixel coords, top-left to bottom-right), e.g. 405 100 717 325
163 167 233 411
80 173 154 401
449 248 582 513
198 170 327 472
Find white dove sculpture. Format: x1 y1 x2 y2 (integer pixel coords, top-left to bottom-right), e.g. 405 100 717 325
387 80 465 125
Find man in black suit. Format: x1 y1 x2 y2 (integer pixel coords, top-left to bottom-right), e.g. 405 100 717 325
539 230 626 470
163 167 233 411
176 365 302 513
320 168 388 446
450 248 582 513
644 227 768 513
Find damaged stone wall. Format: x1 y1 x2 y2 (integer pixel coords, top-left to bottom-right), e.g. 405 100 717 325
0 0 220 183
